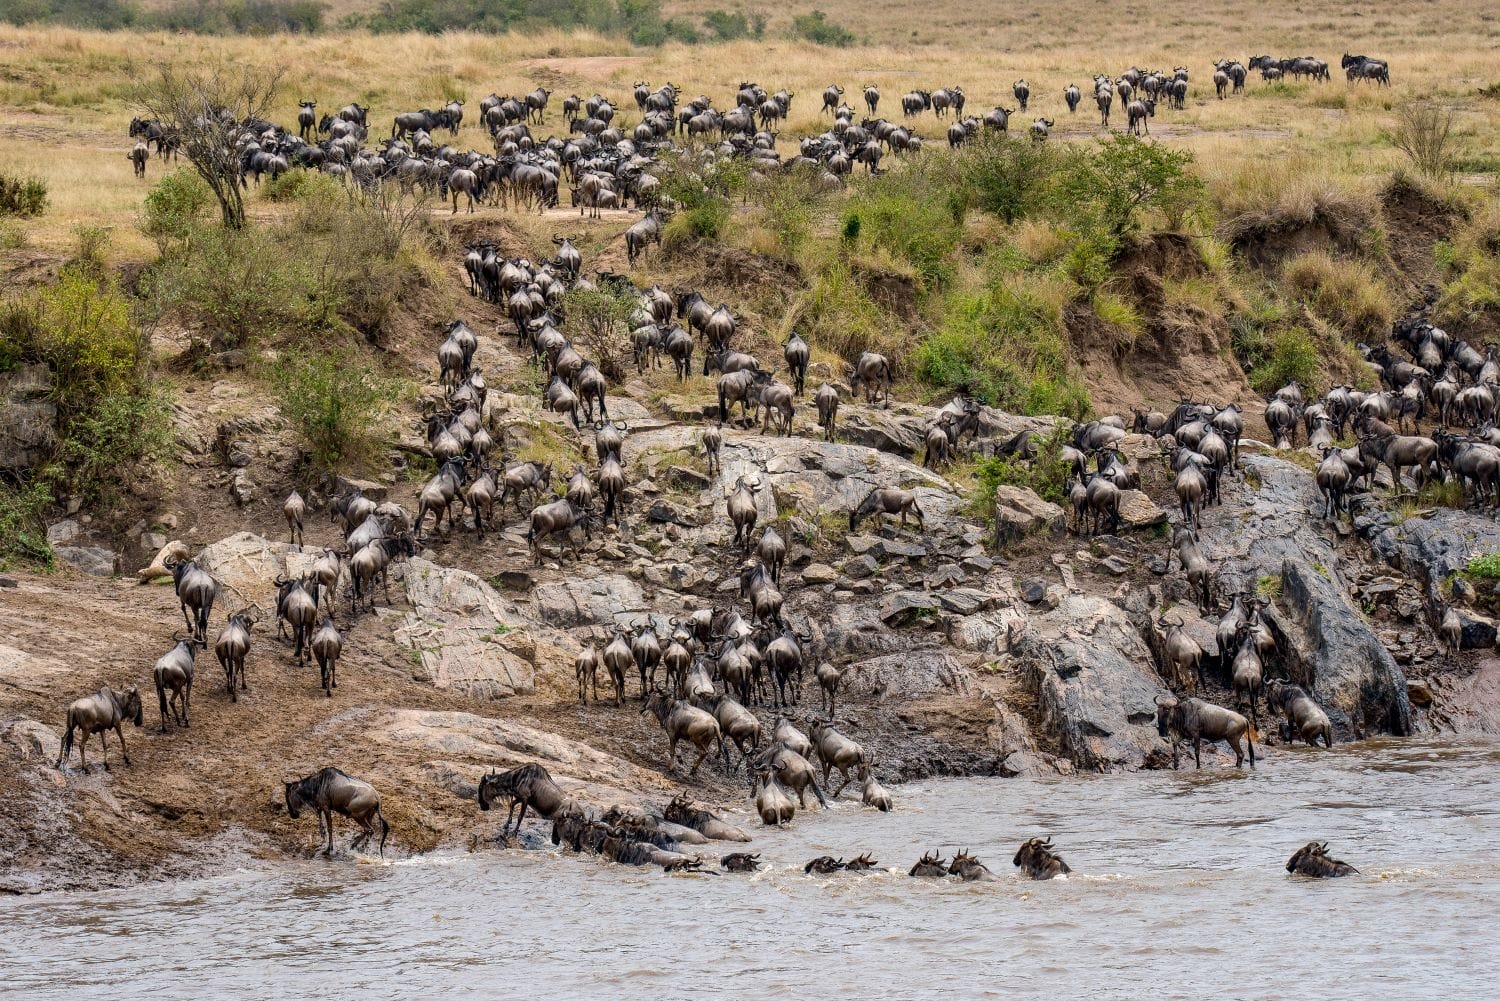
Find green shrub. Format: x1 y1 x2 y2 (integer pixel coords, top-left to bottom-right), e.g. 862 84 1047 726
0 268 147 418
1435 203 1500 327
0 268 170 513
1054 135 1204 240
0 0 138 29
957 134 1059 224
797 261 900 364
264 167 338 202
1240 325 1321 395
142 191 431 348
273 348 402 473
791 9 854 45
52 388 172 503
702 8 760 39
915 272 1090 419
971 425 1073 513
0 480 54 568
141 168 214 251
752 164 828 261
1466 553 1500 580
844 163 964 289
0 172 48 218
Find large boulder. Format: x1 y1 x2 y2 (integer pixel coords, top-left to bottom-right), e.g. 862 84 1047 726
1016 594 1167 771
395 560 535 699
1197 456 1411 738
994 485 1064 543
533 575 649 628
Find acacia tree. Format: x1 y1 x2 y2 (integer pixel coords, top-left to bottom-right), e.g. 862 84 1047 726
135 63 284 229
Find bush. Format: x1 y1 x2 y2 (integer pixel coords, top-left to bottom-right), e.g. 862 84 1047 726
0 480 54 568
142 190 433 349
1281 250 1393 341
1466 553 1500 580
702 8 761 40
751 164 829 261
844 162 965 289
1387 101 1459 179
273 348 401 473
1435 203 1500 327
0 172 48 218
562 286 635 381
797 261 900 365
0 268 148 418
971 425 1073 513
791 9 854 45
1238 325 1321 395
0 268 169 512
1054 135 1204 241
914 271 1091 419
140 169 214 251
353 0 666 40
0 0 137 28
957 134 1059 225
145 0 325 33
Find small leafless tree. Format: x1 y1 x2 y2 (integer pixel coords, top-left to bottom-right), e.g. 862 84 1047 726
1389 101 1459 179
136 63 284 228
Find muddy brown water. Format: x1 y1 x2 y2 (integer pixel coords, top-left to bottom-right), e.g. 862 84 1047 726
4 738 1498 999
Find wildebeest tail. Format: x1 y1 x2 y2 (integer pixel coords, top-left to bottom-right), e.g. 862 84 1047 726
57 709 75 767
378 809 390 857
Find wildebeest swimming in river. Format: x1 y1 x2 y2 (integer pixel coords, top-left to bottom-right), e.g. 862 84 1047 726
1286 841 1358 878
477 762 573 839
1013 836 1072 880
284 767 390 857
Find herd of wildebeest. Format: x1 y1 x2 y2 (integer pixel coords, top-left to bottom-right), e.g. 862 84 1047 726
65 50 1427 882
124 50 1392 215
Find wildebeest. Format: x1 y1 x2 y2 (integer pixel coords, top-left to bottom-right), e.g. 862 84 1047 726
477 761 572 839
726 476 761 549
948 850 997 881
285 767 390 857
849 487 925 533
1156 694 1257 768
642 690 727 775
849 352 893 406
1013 837 1071 880
909 851 948 877
166 557 218 641
1286 841 1358 877
310 616 342 697
214 609 256 701
625 210 665 266
153 634 203 731
528 497 591 564
56 685 143 772
1265 679 1333 748
815 383 839 441
722 851 762 872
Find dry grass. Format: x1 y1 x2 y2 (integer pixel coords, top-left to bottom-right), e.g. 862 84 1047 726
0 3 1497 264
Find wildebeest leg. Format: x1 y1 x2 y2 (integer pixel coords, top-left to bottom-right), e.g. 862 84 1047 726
114 723 130 765
1192 736 1202 769
501 800 519 838
181 600 195 636
833 768 852 798
324 809 336 855
718 735 732 772
86 730 95 771
689 744 709 776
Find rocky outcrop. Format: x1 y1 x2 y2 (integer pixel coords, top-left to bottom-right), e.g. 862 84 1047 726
1016 594 1166 771
1195 457 1411 738
395 560 536 699
0 363 57 474
367 708 672 805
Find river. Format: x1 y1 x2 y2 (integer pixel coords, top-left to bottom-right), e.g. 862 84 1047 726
4 738 1497 1000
